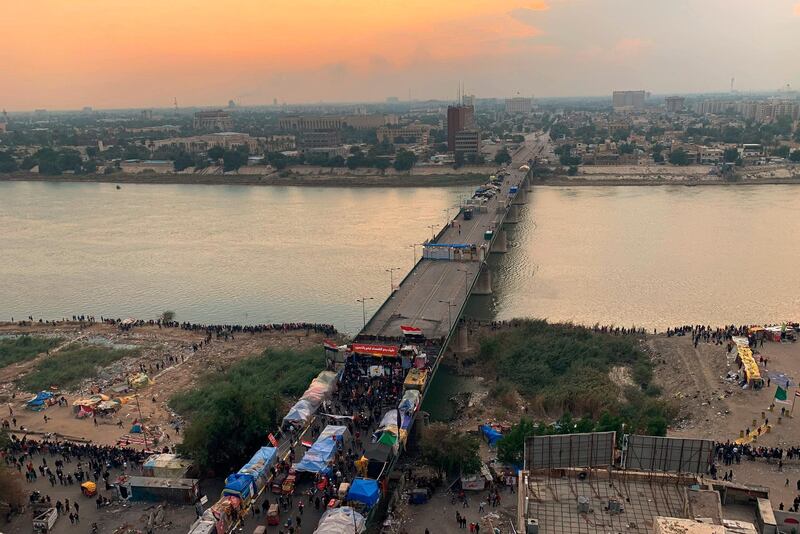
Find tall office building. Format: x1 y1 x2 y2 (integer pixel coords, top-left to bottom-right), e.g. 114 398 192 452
664 96 685 113
462 94 475 107
612 90 646 110
505 97 533 114
446 105 475 152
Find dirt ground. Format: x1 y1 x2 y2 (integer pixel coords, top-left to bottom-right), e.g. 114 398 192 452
0 321 328 448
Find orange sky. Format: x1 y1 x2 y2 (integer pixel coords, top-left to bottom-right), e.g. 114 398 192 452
2 1 798 110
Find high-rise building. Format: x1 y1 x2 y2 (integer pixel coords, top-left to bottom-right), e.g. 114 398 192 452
462 94 475 107
664 96 685 113
505 97 533 114
454 130 481 155
446 105 475 152
193 110 234 131
612 90 646 110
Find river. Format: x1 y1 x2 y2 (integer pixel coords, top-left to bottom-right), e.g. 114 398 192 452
2 182 799 332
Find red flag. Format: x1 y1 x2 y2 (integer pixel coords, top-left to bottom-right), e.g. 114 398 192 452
267 433 278 447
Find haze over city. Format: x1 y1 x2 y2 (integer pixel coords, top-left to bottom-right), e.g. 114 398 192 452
4 0 800 110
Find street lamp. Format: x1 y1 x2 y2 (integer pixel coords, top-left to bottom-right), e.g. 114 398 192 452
385 267 401 291
408 243 422 266
427 224 438 240
356 297 374 330
439 300 457 332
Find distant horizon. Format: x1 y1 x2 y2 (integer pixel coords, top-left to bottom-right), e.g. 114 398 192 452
4 89 798 115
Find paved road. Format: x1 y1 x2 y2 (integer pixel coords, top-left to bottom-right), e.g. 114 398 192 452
361 133 548 340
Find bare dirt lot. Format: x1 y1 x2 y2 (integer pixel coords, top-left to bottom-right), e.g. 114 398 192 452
0 321 328 448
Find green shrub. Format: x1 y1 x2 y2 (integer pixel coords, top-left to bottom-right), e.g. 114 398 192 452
0 336 61 368
18 343 138 391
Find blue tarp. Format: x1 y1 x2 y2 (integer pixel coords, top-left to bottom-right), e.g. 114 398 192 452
222 473 255 501
294 425 348 475
424 243 471 249
480 425 503 447
27 391 53 408
347 478 380 508
238 447 277 480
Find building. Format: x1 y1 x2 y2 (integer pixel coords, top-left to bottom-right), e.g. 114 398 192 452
278 114 397 131
446 105 475 152
454 129 481 155
298 129 342 151
376 124 431 145
773 100 800 121
0 121 6 134
264 135 296 152
612 90 646 110
140 110 153 121
462 94 475 107
505 96 533 114
664 96 685 113
192 110 234 132
149 132 265 154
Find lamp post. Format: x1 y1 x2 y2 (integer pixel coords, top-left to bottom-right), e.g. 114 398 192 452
385 267 401 291
356 297 374 330
439 300 457 332
408 243 421 266
427 224 438 240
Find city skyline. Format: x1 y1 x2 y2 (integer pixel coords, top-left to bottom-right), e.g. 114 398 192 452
2 0 799 111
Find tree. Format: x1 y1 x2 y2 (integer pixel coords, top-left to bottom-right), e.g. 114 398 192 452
723 147 739 163
374 158 391 172
668 148 690 166
497 418 536 465
174 151 195 172
393 149 417 171
207 146 225 161
0 151 18 173
494 148 512 165
453 151 465 169
790 150 800 163
161 311 176 323
420 423 481 477
266 152 289 170
329 155 345 168
771 145 790 158
222 149 246 172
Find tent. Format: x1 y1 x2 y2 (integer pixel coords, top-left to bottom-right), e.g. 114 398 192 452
238 447 276 491
479 424 504 447
398 390 420 416
346 478 380 509
222 473 255 503
27 391 54 410
283 399 314 425
313 506 366 534
294 425 349 475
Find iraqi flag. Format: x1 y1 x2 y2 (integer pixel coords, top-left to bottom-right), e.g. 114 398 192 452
323 339 339 351
775 386 791 405
400 325 423 336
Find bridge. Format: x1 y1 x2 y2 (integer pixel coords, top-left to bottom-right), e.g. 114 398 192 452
359 132 548 346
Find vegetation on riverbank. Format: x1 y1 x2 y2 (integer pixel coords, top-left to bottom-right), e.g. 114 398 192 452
420 423 481 477
477 320 675 463
0 336 61 369
171 347 325 473
17 343 139 392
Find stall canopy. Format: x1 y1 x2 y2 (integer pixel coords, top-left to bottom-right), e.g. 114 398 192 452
351 343 399 358
27 391 53 409
238 447 277 480
283 371 338 426
313 506 366 534
222 473 255 502
398 390 421 416
283 399 314 426
294 425 349 475
346 478 380 508
142 454 193 478
479 425 504 447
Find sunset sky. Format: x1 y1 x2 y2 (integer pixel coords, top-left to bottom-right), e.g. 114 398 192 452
3 0 799 110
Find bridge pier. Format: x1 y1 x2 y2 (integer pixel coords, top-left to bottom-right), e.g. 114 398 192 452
472 266 492 295
491 229 507 253
512 187 527 205
452 322 470 354
505 204 520 224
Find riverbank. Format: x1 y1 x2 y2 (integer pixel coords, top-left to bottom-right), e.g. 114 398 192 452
0 171 488 188
535 176 800 186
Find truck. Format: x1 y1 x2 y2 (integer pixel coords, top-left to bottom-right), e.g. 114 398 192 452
32 508 57 533
463 207 473 220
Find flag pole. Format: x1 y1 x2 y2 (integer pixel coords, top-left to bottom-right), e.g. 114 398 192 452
791 387 798 418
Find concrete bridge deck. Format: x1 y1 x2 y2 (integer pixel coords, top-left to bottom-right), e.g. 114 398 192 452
361 132 548 341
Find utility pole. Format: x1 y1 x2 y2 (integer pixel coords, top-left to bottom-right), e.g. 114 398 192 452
385 267 401 291
134 394 148 451
427 224 438 241
457 267 471 296
439 300 457 332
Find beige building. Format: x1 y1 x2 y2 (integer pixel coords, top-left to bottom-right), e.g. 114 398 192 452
192 110 234 131
454 129 481 155
279 114 397 131
0 121 6 133
150 132 264 154
612 90 646 110
505 96 533 114
664 96 685 112
376 124 431 145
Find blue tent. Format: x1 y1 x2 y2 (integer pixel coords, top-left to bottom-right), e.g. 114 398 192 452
347 478 380 508
479 425 503 447
222 473 255 501
27 391 54 410
238 447 277 480
294 425 348 475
